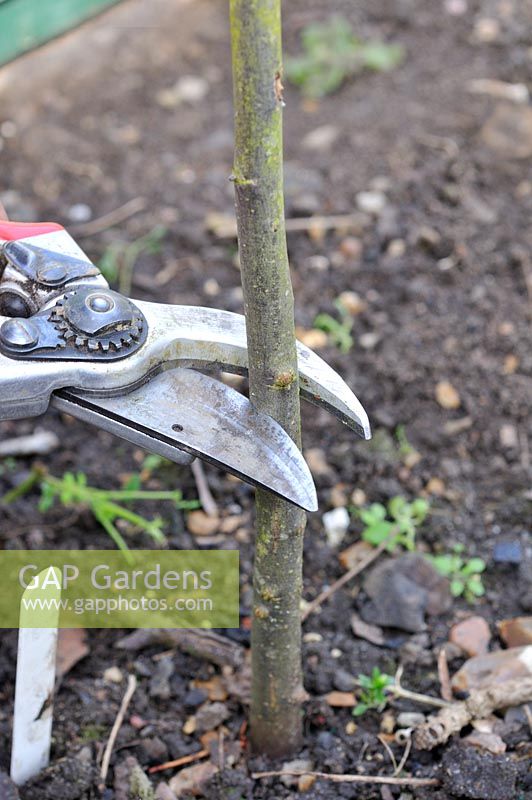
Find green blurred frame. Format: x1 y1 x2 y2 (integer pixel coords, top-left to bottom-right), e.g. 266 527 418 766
0 0 122 67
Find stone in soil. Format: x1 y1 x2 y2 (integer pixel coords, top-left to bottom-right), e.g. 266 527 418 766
280 759 313 787
396 711 426 728
183 688 208 710
186 510 219 537
452 645 532 691
519 559 532 612
149 656 174 700
194 701 230 733
450 616 491 657
497 616 532 647
480 104 532 160
332 667 357 692
169 762 218 797
492 541 522 564
19 748 94 800
322 506 350 547
362 554 452 632
139 736 168 764
155 784 177 800
351 612 385 646
463 730 507 755
441 743 517 800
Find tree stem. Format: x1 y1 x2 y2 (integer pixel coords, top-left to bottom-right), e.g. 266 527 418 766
230 0 306 756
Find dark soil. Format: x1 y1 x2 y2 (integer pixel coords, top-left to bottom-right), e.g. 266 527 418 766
0 0 531 798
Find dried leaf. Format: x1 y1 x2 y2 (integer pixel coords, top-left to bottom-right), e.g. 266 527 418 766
56 629 89 679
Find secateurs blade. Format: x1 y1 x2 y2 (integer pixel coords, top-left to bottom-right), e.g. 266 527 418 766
0 222 371 511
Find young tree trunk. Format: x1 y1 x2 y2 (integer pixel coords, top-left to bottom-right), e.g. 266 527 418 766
230 0 307 757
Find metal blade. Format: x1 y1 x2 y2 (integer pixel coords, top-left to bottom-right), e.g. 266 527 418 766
133 301 371 440
52 368 318 512
0 301 370 441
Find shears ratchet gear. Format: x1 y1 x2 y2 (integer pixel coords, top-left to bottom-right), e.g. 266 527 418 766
0 221 370 511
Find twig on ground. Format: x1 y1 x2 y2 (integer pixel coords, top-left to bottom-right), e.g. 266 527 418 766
100 674 137 783
0 429 59 457
148 749 209 774
437 647 453 702
70 197 146 236
191 460 219 517
377 735 397 772
302 537 390 621
116 628 244 669
394 733 412 777
414 677 532 749
251 770 439 787
392 665 452 709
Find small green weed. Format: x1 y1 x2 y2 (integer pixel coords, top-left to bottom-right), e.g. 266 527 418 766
0 457 17 476
3 467 199 554
286 16 404 99
80 723 107 742
314 297 354 353
355 496 429 552
353 667 393 716
429 545 486 603
99 225 166 295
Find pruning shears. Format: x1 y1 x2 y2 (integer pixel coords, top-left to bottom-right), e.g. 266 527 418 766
0 221 370 511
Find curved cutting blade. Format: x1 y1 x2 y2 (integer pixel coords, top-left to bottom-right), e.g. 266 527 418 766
0 301 370 442
134 302 371 440
53 368 318 512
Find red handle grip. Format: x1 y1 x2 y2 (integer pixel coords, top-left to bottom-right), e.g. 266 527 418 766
0 221 63 241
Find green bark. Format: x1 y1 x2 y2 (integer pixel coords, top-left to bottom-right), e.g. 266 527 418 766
230 0 306 757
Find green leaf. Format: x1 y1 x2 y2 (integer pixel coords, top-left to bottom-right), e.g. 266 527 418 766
353 703 368 716
429 555 455 576
388 496 407 519
450 578 465 597
286 16 404 98
466 576 485 597
462 558 486 575
410 498 429 521
360 42 404 72
359 503 387 525
124 474 141 491
362 520 395 546
39 483 57 512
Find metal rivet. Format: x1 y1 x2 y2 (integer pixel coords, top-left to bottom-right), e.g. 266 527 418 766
87 294 115 313
37 263 68 285
0 318 39 349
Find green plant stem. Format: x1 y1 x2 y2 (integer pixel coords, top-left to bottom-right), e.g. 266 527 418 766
93 508 130 554
230 0 306 757
2 466 45 505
